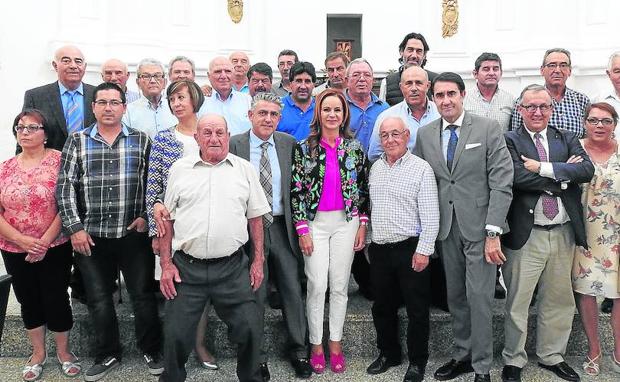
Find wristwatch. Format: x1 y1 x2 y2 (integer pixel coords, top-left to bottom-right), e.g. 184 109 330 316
486 230 499 238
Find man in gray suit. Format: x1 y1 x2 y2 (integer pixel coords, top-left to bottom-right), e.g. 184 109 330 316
22 45 96 151
229 92 312 380
414 72 513 382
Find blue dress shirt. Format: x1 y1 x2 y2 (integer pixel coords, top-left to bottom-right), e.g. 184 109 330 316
249 130 283 216
345 91 389 153
122 95 178 139
58 82 85 130
199 90 252 136
368 99 440 161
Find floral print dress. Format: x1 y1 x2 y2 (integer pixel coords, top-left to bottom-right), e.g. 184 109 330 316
572 144 620 298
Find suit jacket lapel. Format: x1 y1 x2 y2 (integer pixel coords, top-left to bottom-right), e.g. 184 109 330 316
452 113 472 171
429 120 450 176
238 131 251 160
274 134 291 197
545 128 562 162
51 82 67 133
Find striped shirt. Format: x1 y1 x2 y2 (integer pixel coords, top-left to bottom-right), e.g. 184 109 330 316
511 86 590 137
56 123 150 238
464 85 515 133
368 151 440 255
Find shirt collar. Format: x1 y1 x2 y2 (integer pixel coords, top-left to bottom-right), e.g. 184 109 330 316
524 126 548 141
442 112 465 130
404 98 432 117
344 89 383 107
249 129 275 148
87 122 131 139
191 152 235 167
59 81 84 96
212 89 235 102
380 149 411 166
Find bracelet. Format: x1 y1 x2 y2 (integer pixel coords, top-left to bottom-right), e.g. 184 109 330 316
299 232 309 237
360 221 368 227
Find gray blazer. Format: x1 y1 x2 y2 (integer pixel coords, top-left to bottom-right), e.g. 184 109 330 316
229 130 300 256
414 112 513 242
22 81 96 151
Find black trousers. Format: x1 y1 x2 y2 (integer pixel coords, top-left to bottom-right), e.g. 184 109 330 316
161 249 262 382
253 217 308 362
1 242 73 331
75 231 162 362
369 238 431 367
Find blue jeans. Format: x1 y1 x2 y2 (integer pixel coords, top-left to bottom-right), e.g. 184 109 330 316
76 231 162 362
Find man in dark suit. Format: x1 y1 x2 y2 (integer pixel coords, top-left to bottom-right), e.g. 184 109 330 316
229 92 312 381
22 45 96 151
22 45 96 304
414 72 514 382
500 84 594 382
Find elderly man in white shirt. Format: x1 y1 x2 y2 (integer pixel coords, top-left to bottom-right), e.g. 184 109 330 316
158 114 269 382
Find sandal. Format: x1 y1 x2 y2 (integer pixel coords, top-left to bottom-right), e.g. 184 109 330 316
612 352 620 374
58 352 81 377
22 354 47 381
330 351 346 373
309 352 325 374
582 349 601 376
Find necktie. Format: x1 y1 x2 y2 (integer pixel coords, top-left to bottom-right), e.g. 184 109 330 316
259 142 273 227
533 133 559 220
66 91 83 134
446 125 458 172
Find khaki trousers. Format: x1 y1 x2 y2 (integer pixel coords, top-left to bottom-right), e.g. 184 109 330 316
502 224 576 367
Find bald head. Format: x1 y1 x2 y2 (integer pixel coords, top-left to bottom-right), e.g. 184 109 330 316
195 114 230 164
400 66 429 111
229 51 250 80
52 45 86 90
101 59 130 90
379 116 410 163
208 57 233 96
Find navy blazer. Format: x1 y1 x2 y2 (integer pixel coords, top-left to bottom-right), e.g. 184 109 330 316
22 81 96 151
502 126 594 250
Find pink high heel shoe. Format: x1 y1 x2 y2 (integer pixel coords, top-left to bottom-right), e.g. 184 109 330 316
330 351 346 373
310 352 325 374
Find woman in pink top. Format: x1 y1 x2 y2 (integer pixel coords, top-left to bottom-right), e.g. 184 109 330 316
0 110 80 381
291 89 369 374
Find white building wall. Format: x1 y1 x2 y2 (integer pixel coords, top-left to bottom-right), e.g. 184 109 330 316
1 0 619 159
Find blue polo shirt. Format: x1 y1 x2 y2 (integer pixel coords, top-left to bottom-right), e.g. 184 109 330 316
345 90 389 153
277 95 315 141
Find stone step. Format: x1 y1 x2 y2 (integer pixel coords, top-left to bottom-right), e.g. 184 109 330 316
0 356 619 382
0 282 614 360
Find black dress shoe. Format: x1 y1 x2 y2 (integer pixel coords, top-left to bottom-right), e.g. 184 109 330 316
403 364 425 382
601 297 613 313
367 353 402 375
501 365 522 382
259 362 270 382
475 373 491 382
434 359 474 381
538 361 580 382
290 358 312 379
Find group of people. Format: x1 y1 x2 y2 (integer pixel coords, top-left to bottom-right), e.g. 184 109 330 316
0 29 618 382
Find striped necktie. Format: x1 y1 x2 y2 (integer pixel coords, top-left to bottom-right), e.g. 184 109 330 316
66 91 83 134
259 142 273 227
533 133 559 220
446 125 458 172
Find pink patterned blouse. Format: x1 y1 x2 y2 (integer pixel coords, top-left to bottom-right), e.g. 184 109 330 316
0 150 68 252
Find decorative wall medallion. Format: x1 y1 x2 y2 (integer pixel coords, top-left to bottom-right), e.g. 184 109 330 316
228 0 243 24
442 0 459 38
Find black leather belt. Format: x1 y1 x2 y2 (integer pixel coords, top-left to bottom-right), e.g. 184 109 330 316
533 223 567 231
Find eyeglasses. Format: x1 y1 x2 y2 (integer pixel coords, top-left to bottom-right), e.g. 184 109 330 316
350 72 372 80
94 99 124 107
138 73 165 81
14 124 44 133
586 117 615 127
379 130 407 140
543 62 570 70
520 104 553 113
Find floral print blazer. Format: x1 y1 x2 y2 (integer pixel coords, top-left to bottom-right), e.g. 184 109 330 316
291 137 369 234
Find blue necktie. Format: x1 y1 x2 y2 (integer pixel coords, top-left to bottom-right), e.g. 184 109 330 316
446 125 458 172
65 91 83 134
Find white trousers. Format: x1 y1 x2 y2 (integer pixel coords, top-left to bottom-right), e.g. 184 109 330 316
305 210 359 344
